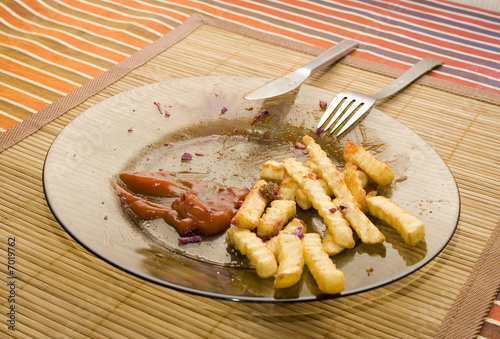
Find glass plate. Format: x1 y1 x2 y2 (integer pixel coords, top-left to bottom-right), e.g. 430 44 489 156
43 76 460 302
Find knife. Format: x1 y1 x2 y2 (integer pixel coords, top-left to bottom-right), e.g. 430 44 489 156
243 39 359 100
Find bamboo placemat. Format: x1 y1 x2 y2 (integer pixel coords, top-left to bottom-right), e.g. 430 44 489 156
1 14 500 338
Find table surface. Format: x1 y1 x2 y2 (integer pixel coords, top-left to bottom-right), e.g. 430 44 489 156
1 1 499 338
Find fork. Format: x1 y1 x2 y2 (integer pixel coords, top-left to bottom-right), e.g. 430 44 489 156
317 57 443 137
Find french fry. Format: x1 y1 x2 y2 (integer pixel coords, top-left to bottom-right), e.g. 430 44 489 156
274 233 304 289
261 160 285 182
303 135 352 198
322 229 345 255
226 228 278 278
302 233 344 294
343 161 368 213
334 196 385 244
266 218 307 257
343 141 394 186
231 180 268 230
366 195 425 246
257 200 296 238
278 175 312 210
283 157 355 252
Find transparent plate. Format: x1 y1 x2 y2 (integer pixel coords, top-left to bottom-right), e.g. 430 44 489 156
43 76 460 302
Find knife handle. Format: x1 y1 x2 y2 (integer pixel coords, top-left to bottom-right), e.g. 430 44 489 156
301 39 359 75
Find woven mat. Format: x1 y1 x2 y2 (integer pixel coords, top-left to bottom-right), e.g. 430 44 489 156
1 14 500 338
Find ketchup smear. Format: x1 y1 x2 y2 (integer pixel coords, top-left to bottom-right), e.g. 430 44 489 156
112 170 249 236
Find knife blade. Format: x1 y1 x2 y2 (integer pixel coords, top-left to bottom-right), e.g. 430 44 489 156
243 39 359 100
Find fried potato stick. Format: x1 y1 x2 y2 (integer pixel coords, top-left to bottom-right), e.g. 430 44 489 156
334 196 385 244
343 141 394 186
303 135 352 198
227 228 277 278
366 195 425 246
260 160 285 182
266 218 307 256
343 161 368 213
274 233 304 289
257 199 296 238
282 157 355 252
302 233 344 294
231 180 268 230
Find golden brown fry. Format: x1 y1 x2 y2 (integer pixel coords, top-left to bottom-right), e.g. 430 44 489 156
343 161 368 213
257 200 296 238
266 218 307 257
283 157 355 252
302 233 344 294
231 180 268 230
303 135 352 198
334 196 385 244
366 195 425 246
227 228 278 278
278 175 312 210
343 141 394 186
274 233 304 289
322 229 345 255
260 160 285 182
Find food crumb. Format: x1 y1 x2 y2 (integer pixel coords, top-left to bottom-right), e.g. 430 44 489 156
181 152 193 161
220 107 228 114
319 100 327 110
366 266 374 276
104 215 108 220
128 127 133 132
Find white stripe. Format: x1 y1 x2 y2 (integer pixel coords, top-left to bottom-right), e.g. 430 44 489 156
0 102 34 117
46 0 154 43
224 0 500 80
0 43 93 80
16 0 139 53
0 31 107 72
134 0 190 21
88 0 180 30
0 54 81 88
494 299 500 306
0 69 68 96
485 317 500 326
348 0 500 50
0 126 6 133
283 0 500 62
372 0 500 29
0 9 119 65
0 81 52 104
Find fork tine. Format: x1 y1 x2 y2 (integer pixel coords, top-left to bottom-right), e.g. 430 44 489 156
323 97 354 132
334 104 371 136
317 92 346 129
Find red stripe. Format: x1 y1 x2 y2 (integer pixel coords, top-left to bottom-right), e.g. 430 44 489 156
217 0 499 81
375 0 500 28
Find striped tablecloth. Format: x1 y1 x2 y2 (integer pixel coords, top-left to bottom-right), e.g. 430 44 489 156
1 1 500 338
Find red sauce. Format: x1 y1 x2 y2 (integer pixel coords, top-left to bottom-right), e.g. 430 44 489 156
112 171 248 236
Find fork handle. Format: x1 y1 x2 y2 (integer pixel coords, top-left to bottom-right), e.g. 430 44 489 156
301 40 359 74
371 57 443 100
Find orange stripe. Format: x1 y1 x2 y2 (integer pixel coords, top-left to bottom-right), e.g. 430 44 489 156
0 7 127 63
57 0 171 35
109 0 188 22
0 33 102 78
0 114 21 131
0 84 49 112
354 50 500 95
0 57 78 94
19 0 149 48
